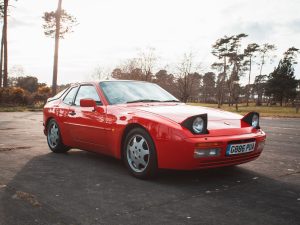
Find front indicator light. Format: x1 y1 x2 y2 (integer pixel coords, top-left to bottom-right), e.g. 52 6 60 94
194 148 221 158
257 140 265 152
195 142 223 148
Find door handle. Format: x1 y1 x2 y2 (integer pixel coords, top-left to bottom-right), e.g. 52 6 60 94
69 111 76 116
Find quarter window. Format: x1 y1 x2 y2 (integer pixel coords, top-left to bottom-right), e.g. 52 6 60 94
74 85 101 106
63 87 78 105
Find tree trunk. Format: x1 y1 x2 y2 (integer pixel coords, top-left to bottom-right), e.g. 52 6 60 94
246 56 252 106
256 93 262 106
259 54 265 76
218 57 227 108
217 88 221 108
52 0 62 96
0 25 4 87
3 0 8 87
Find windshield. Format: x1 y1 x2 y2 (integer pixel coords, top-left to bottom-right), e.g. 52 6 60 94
99 81 179 105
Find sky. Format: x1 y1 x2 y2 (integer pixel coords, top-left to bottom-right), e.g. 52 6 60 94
8 0 300 85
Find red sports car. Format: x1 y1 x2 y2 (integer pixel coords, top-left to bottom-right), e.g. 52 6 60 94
43 80 266 178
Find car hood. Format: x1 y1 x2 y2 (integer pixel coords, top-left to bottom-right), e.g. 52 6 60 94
129 103 242 124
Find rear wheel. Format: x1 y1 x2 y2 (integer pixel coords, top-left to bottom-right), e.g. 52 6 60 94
123 128 158 179
47 119 70 153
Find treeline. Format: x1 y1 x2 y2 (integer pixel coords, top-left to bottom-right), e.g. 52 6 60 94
1 33 300 108
95 34 300 108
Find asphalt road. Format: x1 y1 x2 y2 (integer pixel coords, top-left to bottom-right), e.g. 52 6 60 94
0 112 299 225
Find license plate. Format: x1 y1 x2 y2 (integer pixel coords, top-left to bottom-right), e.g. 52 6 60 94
226 142 256 155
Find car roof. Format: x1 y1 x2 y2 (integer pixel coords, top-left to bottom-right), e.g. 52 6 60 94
68 80 151 87
99 80 150 83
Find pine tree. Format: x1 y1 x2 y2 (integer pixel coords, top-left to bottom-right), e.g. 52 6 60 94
266 47 299 106
42 0 77 95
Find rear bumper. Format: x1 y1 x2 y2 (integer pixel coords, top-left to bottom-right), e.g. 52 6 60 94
156 130 266 170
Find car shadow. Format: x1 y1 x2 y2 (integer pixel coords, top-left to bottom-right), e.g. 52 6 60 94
1 149 299 225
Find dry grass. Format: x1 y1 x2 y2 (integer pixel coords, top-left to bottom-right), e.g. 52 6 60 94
189 103 300 118
0 106 42 112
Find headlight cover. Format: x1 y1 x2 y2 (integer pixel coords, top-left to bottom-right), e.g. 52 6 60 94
181 114 208 134
242 112 260 129
192 117 204 133
252 114 259 127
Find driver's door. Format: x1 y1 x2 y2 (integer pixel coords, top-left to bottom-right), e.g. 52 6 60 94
66 84 107 152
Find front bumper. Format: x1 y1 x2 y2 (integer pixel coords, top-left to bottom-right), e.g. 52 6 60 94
156 130 266 170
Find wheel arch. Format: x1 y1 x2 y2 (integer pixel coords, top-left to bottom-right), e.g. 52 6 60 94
120 123 150 160
44 116 55 134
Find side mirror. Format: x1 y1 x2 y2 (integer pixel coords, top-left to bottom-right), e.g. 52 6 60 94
80 98 96 108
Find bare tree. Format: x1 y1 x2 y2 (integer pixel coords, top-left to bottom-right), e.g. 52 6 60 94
176 52 200 102
91 66 111 80
120 58 140 75
43 0 77 95
9 65 24 77
138 47 157 81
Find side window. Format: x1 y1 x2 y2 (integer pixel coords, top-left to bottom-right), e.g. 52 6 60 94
63 87 78 105
74 85 101 106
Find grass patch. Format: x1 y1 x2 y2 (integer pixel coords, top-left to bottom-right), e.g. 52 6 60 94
0 105 43 112
189 103 300 118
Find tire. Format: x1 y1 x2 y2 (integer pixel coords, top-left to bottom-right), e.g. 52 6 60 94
123 127 158 179
47 119 70 153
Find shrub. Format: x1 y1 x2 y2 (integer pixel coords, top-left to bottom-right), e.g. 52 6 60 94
0 87 26 105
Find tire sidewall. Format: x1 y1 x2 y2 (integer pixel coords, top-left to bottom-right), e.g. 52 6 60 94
47 119 68 153
123 127 158 179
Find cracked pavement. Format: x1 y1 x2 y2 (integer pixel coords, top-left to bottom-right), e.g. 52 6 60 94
0 112 299 225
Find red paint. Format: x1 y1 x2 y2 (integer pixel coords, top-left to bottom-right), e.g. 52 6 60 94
43 81 266 170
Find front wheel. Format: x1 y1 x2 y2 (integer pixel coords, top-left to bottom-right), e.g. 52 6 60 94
123 128 158 179
47 119 70 153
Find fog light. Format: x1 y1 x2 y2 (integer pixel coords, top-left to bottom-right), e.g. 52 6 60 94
194 148 221 158
209 148 218 155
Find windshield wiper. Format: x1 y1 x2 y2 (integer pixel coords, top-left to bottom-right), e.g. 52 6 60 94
126 99 161 103
161 100 180 102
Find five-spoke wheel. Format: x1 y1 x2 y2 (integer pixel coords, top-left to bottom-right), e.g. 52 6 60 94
123 127 157 179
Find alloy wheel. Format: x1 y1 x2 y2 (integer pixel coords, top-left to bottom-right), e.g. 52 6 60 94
126 134 150 173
